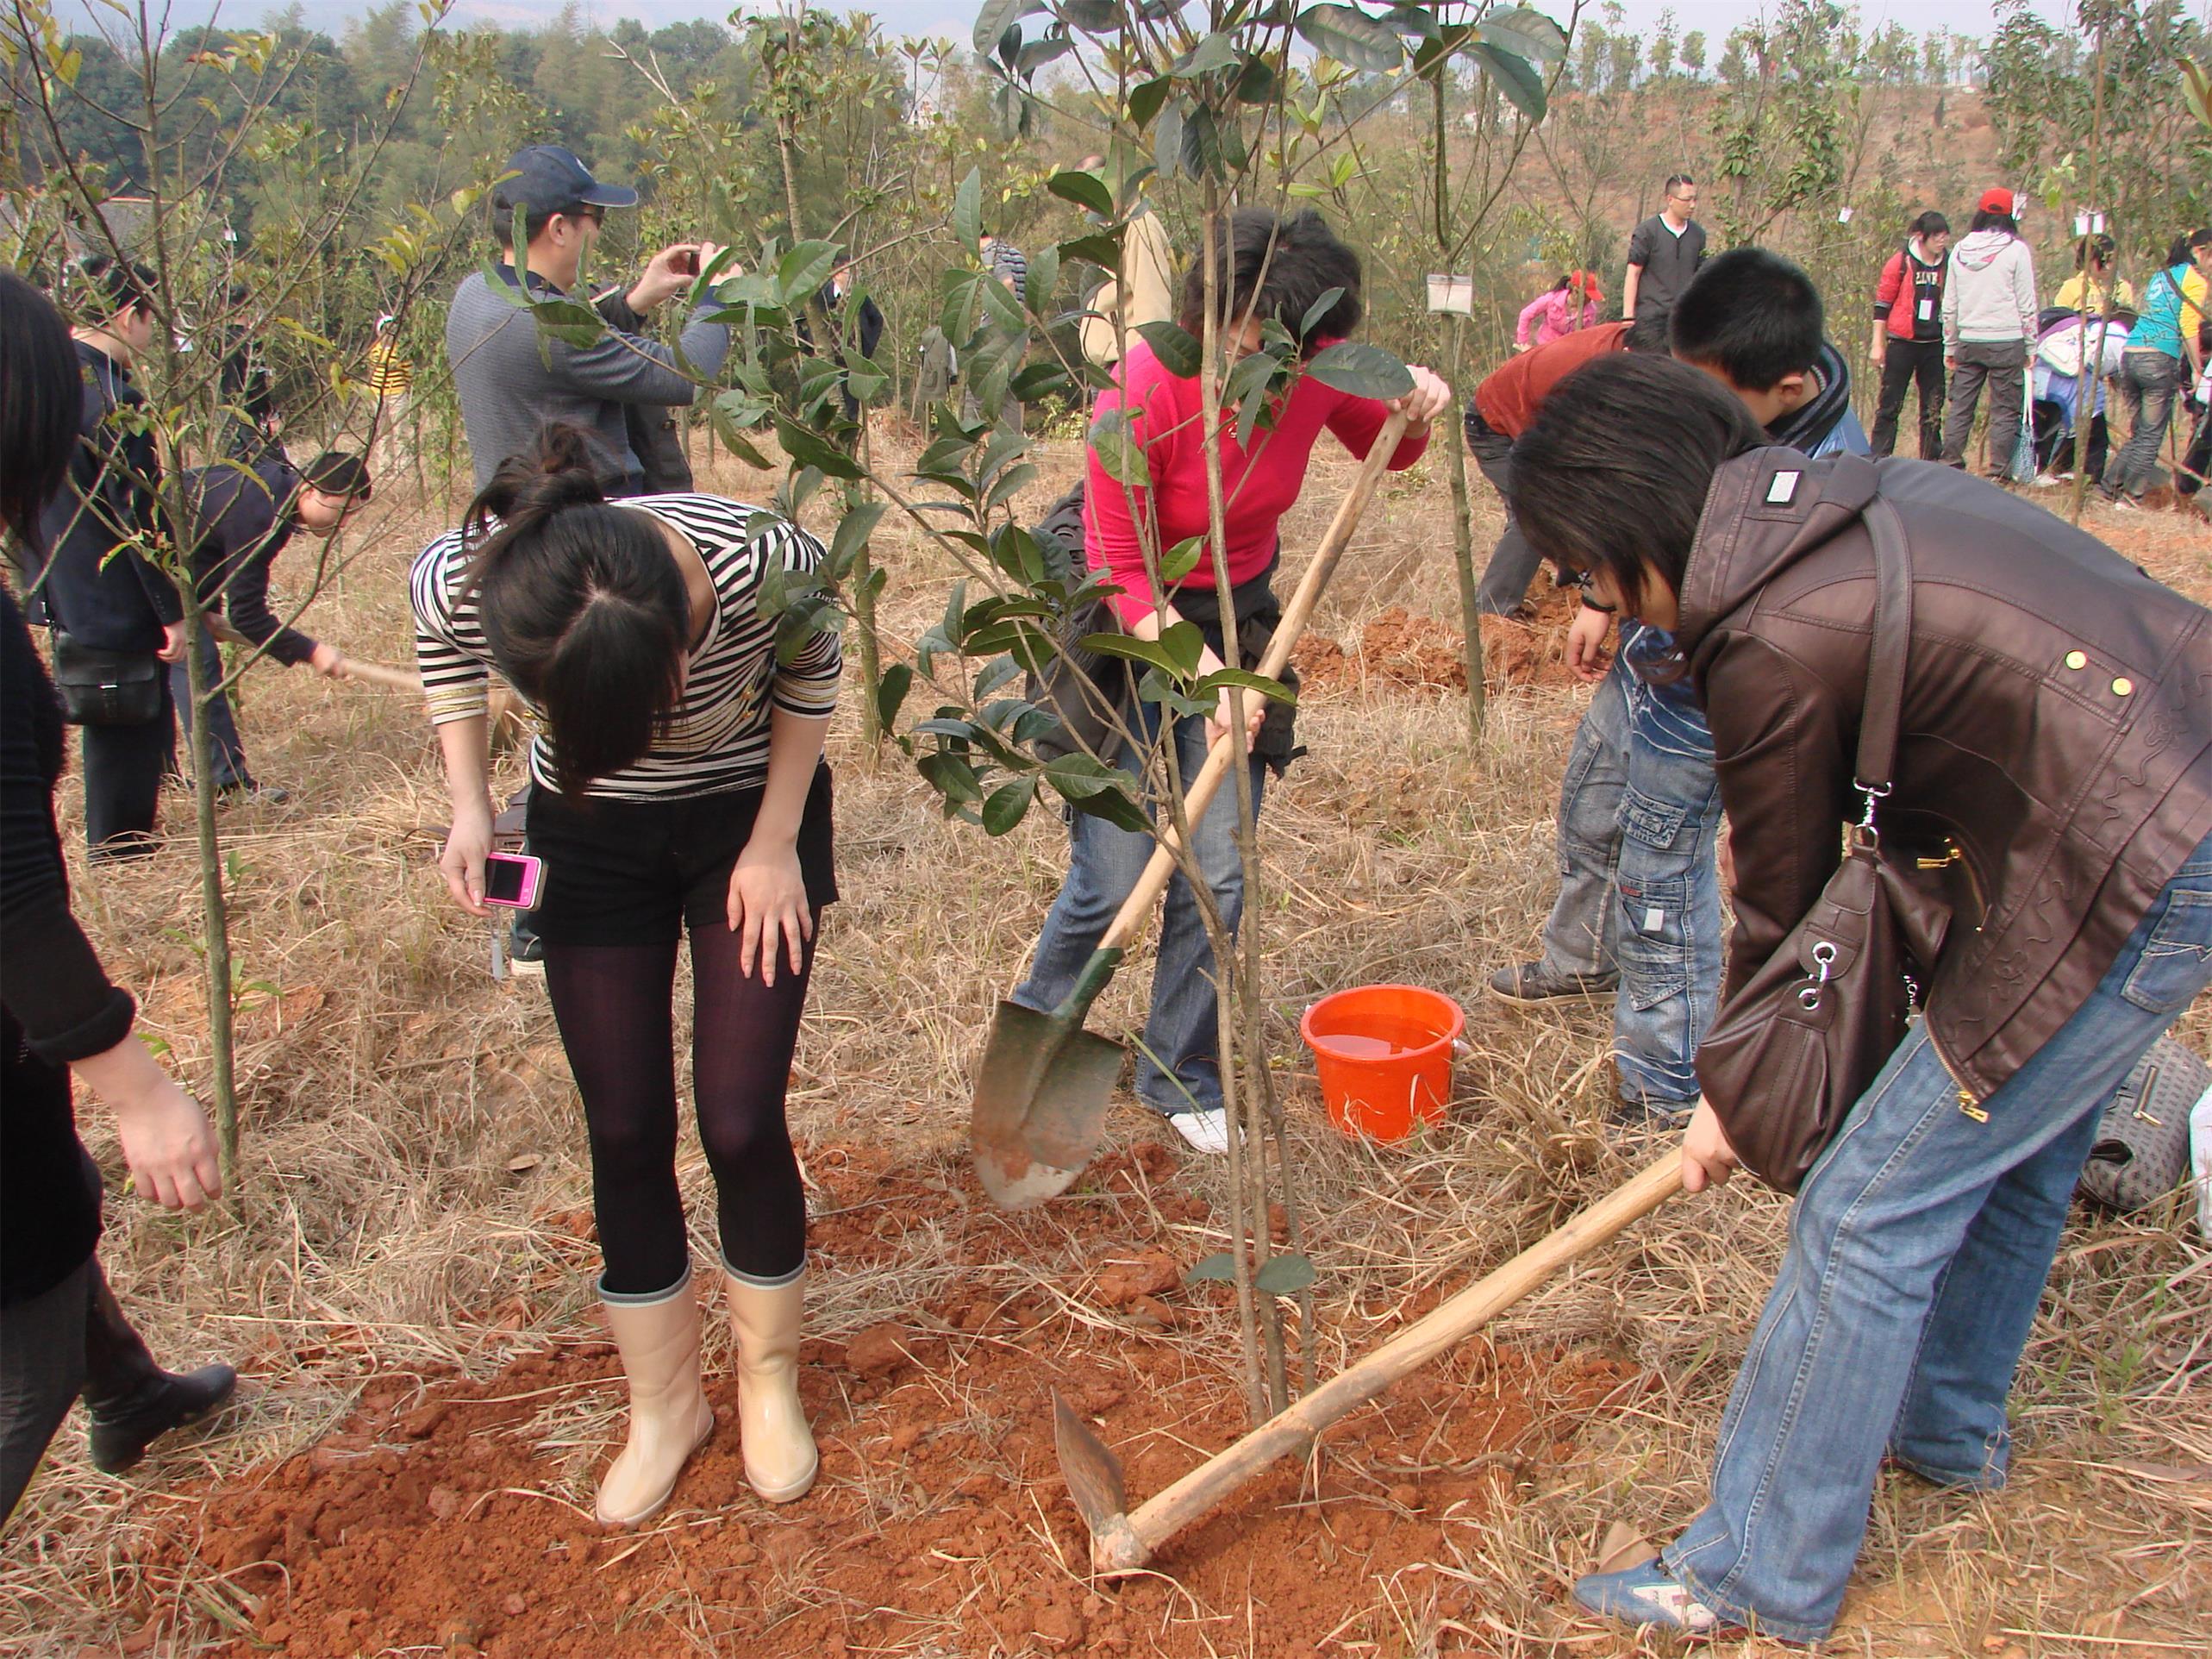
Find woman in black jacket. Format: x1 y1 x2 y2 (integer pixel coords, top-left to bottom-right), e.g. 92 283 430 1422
31 257 187 856
0 272 235 1521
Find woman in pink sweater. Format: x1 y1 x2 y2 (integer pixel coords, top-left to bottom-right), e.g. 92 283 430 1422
1013 209 1449 1153
1514 271 1604 350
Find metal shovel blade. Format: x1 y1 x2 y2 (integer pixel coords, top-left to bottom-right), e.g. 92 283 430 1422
1053 1389 1129 1537
970 998 1126 1209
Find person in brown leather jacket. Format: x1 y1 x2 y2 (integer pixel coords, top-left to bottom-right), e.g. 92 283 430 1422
1505 353 2212 1643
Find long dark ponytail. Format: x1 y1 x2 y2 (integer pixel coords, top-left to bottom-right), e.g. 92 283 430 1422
463 424 689 793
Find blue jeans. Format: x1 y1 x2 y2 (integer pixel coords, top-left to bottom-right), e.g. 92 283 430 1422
1538 660 1724 1105
1012 704 1266 1116
1664 829 2212 1643
170 624 251 791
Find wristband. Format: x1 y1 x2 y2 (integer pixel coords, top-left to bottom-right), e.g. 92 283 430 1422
1580 594 1617 615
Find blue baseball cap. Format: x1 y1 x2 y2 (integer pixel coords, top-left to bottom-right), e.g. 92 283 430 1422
492 145 639 216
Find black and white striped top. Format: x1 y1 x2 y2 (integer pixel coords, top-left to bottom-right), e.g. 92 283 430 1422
411 494 841 800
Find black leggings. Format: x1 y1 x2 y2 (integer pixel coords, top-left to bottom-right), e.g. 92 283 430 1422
546 920 817 1295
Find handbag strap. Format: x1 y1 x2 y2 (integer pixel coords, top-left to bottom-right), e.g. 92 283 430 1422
1855 493 1913 801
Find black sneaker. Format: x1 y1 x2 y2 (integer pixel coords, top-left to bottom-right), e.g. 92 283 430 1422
217 780 290 806
1486 962 1620 1006
1608 1094 1697 1136
86 1363 239 1474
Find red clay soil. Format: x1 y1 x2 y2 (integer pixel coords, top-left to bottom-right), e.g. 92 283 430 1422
1295 591 1584 698
129 1141 1644 1658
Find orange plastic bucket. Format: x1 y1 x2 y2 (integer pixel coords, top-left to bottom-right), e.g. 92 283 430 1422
1300 984 1465 1143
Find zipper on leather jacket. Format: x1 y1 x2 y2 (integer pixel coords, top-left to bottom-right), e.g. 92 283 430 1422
1925 1024 1990 1121
1910 841 1992 1121
1915 837 1988 922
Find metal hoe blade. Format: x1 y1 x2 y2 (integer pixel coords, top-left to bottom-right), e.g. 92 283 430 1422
970 999 1125 1209
1053 1390 1128 1537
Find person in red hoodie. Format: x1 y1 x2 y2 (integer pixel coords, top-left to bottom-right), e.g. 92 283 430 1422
1011 210 1449 1153
1868 210 1950 458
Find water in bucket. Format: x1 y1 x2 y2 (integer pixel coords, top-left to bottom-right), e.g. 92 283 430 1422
1301 984 1465 1143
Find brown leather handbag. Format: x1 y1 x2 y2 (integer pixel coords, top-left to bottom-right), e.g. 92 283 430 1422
1696 496 1951 1193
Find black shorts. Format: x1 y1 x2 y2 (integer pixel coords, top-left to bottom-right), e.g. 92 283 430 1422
523 766 837 948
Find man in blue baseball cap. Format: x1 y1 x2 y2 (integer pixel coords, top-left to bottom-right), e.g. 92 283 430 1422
444 144 732 497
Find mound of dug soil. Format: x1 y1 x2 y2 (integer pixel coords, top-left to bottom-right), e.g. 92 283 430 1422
1294 597 1582 698
132 1142 1642 1658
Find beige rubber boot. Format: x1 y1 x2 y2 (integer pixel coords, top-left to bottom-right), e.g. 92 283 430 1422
722 1267 818 1503
595 1270 715 1527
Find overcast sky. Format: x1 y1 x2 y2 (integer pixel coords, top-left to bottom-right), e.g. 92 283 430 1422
59 1 2068 47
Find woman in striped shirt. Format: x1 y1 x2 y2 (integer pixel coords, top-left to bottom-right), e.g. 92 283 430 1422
413 424 840 1526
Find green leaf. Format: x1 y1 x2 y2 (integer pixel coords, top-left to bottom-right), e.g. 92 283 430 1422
1303 341 1414 400
1027 243 1060 312
973 654 1025 699
1071 785 1151 834
972 0 1028 54
772 415 864 480
1042 751 1122 798
1300 285 1347 340
1058 233 1123 272
1048 169 1115 218
1160 535 1204 585
1156 619 1204 675
1088 410 1150 488
1016 30 1074 75
1184 1252 1237 1284
1196 667 1295 704
1295 4 1405 72
877 662 913 730
1057 0 1120 29
1126 75 1172 131
1077 632 1187 676
1232 52 1278 104
1255 1254 1315 1295
1153 99 1186 179
1468 42 1547 121
917 750 984 803
777 240 841 309
1478 6 1568 63
1135 319 1203 379
829 500 884 577
982 775 1039 836
1177 31 1238 76
953 166 983 253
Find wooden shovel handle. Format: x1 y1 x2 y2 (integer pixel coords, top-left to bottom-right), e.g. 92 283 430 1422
1094 412 1411 956
1099 1154 1685 1569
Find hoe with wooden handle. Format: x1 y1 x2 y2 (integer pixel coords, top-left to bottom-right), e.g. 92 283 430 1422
971 414 1411 1209
1055 1154 1686 1573
204 617 422 691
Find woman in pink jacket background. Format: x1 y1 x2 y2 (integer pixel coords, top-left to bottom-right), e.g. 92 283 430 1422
1514 271 1603 350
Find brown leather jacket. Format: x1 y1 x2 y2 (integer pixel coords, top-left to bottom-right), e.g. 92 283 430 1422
1677 450 2212 1105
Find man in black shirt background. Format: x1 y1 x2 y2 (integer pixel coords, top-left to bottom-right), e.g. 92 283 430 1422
1622 175 1707 329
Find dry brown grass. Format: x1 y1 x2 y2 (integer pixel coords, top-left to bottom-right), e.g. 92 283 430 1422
4 432 2208 1657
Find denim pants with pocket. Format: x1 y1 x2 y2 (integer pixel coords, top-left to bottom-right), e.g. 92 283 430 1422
1539 658 1724 1104
1012 699 1266 1116
1663 828 2212 1643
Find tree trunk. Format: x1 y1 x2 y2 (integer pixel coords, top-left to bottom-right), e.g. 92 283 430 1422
178 586 241 1200
1446 315 1487 739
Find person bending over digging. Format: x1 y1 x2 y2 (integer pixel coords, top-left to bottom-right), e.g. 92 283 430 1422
1515 351 2212 1643
173 449 373 804
2 272 237 1520
1011 209 1450 1155
1490 248 1866 1129
415 424 841 1525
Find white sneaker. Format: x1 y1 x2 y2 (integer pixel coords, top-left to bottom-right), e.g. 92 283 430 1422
1166 1107 1232 1154
2030 473 2063 488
